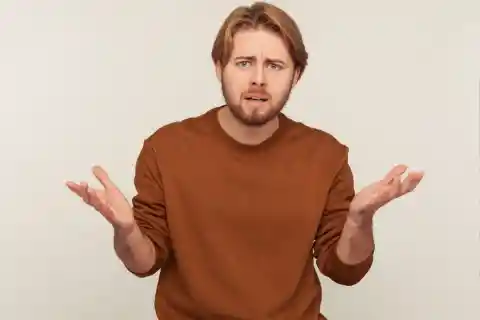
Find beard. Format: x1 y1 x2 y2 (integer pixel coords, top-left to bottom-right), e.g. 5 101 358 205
221 77 294 127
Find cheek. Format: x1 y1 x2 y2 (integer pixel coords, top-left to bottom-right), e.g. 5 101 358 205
268 77 292 97
225 83 243 101
224 72 248 96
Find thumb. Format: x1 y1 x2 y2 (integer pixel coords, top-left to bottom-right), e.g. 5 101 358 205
92 165 116 190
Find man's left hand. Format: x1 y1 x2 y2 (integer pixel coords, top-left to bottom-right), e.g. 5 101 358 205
349 164 424 221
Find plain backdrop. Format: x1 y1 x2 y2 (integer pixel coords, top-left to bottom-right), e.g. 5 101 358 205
0 0 479 319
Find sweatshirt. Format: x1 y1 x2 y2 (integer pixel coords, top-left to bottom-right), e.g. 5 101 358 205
131 106 373 319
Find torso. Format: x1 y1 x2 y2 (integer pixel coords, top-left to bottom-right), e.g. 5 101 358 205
146 107 346 319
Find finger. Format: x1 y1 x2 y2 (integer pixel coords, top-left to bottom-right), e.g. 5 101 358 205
378 176 402 204
85 186 113 215
84 187 116 221
66 181 96 205
66 181 88 198
86 186 105 209
390 176 402 196
382 164 408 184
400 170 424 195
79 182 93 203
66 181 82 194
92 166 116 190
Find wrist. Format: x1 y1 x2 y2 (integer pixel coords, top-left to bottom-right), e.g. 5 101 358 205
113 221 137 237
346 210 374 229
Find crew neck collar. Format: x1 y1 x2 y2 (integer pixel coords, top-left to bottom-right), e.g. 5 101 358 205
206 105 290 152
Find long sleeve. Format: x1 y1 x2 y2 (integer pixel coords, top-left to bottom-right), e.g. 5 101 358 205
313 151 373 286
130 139 171 277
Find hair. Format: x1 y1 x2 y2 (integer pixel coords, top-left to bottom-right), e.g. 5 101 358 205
211 2 308 79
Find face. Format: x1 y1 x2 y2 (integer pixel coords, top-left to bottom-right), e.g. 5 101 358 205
216 28 300 126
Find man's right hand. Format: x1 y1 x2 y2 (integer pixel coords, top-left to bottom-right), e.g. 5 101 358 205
66 166 134 231
66 165 158 275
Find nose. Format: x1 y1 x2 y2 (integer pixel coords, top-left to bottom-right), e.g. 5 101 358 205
250 65 266 87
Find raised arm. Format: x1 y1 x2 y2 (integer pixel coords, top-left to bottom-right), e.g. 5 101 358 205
314 147 423 286
126 139 171 277
66 139 170 277
313 152 374 286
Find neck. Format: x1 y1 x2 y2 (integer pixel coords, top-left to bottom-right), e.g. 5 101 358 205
217 106 279 145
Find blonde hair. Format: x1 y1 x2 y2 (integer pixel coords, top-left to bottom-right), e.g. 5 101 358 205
211 2 308 78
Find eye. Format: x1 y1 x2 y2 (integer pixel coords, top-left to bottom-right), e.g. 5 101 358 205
236 61 251 68
268 63 282 70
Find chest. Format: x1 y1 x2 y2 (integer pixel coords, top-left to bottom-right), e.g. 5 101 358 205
161 147 333 243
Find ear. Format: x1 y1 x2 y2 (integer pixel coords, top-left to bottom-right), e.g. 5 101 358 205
215 61 223 82
291 68 301 88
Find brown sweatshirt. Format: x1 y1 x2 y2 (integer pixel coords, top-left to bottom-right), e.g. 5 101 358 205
131 106 373 319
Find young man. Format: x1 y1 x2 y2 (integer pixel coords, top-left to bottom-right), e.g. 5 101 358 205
66 2 423 319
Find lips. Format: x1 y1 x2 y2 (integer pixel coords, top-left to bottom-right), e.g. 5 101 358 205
245 97 268 102
244 93 269 102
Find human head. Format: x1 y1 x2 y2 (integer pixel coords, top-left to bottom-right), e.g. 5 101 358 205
211 2 308 126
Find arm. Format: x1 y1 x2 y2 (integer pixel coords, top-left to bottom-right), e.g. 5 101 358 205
314 150 374 286
336 211 374 265
118 139 171 277
114 222 157 275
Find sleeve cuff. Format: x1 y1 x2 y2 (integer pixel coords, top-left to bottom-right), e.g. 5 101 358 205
125 232 167 278
323 245 374 286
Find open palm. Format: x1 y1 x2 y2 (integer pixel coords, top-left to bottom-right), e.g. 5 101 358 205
66 166 134 229
350 164 424 216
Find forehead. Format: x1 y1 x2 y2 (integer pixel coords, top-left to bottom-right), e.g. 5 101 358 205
230 28 292 62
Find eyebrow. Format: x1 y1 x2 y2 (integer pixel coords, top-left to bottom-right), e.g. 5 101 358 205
234 55 287 66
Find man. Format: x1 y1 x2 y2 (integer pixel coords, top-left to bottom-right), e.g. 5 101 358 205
66 2 423 319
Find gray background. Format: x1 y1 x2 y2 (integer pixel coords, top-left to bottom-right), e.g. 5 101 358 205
0 0 478 319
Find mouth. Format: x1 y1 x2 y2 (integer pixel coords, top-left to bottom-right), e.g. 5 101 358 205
244 96 268 102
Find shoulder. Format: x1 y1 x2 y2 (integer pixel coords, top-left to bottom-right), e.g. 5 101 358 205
143 108 215 149
283 116 352 185
283 115 349 161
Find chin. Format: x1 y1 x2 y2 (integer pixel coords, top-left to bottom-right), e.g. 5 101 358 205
241 99 272 113
240 106 279 126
